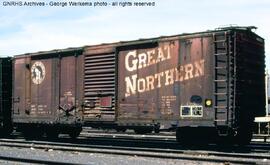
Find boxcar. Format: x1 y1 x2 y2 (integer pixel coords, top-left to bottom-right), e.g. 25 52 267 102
82 26 265 144
0 58 12 135
10 26 265 144
12 48 84 138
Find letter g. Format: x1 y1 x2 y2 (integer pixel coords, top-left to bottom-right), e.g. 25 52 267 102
125 51 138 72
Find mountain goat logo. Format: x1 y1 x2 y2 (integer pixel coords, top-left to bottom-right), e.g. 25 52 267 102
31 61 46 84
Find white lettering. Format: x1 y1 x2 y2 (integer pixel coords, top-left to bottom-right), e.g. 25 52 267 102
194 60 205 77
124 59 205 97
125 75 137 97
165 69 174 86
124 45 172 72
175 66 184 82
156 47 165 62
147 50 156 65
164 44 171 59
137 78 146 93
155 72 164 88
138 53 147 69
125 51 137 72
184 64 194 80
146 75 155 91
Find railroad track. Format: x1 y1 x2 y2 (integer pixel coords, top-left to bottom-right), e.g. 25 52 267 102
0 154 85 165
5 130 270 154
79 130 270 152
0 137 269 165
83 128 270 142
6 130 270 152
81 130 270 143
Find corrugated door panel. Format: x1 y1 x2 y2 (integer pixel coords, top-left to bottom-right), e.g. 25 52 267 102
84 53 115 121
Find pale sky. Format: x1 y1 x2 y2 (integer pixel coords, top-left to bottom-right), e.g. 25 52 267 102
0 0 269 69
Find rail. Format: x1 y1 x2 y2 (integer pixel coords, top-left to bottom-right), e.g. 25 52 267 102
1 130 270 164
0 138 269 165
0 155 85 165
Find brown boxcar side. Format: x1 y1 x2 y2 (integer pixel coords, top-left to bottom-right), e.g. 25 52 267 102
10 26 265 144
115 27 265 144
117 36 214 129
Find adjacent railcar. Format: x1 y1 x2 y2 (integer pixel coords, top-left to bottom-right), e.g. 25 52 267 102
0 58 12 135
12 49 84 138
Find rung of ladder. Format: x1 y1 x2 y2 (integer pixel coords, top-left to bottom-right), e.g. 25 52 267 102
217 99 227 102
215 67 227 69
214 40 226 43
214 79 227 82
217 87 226 90
214 106 227 108
214 119 226 122
216 47 227 50
217 73 226 76
216 111 226 114
214 93 227 95
217 60 226 63
214 53 227 56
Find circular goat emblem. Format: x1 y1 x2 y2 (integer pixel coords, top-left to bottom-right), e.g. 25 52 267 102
31 61 46 84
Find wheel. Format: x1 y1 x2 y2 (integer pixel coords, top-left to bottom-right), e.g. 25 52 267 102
116 128 127 132
176 127 212 146
154 125 160 133
176 128 181 143
134 128 152 134
69 130 81 139
22 127 44 139
175 128 193 145
46 129 59 140
68 126 82 139
233 116 253 145
0 127 13 137
46 132 59 139
234 127 253 145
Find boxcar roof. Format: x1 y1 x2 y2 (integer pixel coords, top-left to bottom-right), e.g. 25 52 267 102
13 26 261 58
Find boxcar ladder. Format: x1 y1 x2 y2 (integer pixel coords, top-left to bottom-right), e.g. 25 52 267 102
213 32 233 136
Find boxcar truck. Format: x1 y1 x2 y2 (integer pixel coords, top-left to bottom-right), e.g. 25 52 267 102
114 26 265 144
0 57 13 135
12 48 84 138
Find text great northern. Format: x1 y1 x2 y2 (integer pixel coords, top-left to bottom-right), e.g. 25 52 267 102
124 44 205 97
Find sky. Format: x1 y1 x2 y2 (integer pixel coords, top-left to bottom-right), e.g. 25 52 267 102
0 0 269 69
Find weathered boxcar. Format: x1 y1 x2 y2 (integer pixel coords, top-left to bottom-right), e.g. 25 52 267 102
12 48 84 138
11 26 265 144
82 26 265 144
0 57 12 135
